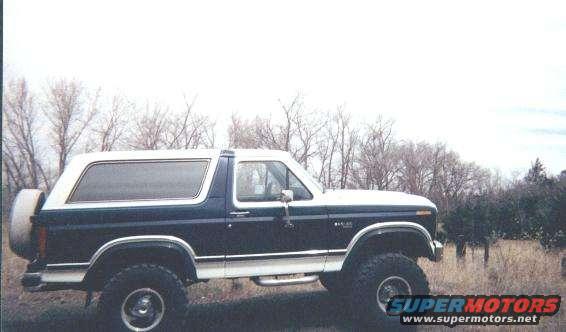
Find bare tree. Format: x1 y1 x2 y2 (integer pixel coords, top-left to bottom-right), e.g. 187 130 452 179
316 110 339 188
92 94 131 151
396 141 435 195
44 79 99 174
355 116 398 190
2 79 50 197
291 105 325 169
129 96 216 150
128 102 169 150
336 108 358 189
314 106 357 189
228 112 260 148
253 93 303 152
164 95 216 149
275 95 298 151
234 93 326 171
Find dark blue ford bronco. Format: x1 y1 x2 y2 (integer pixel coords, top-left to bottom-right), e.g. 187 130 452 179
9 149 443 331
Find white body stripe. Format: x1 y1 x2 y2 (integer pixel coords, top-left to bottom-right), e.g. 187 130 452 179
225 256 326 278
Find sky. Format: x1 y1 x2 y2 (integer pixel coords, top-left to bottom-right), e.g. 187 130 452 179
4 0 566 176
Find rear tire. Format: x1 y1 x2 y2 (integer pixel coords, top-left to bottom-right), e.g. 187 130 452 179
350 253 429 330
98 264 188 331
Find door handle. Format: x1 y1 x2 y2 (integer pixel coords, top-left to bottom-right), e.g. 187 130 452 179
229 211 250 217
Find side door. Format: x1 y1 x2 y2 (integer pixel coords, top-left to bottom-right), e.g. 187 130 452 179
225 157 328 277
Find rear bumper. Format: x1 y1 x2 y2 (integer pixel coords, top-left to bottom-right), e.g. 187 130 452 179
432 240 443 262
21 267 86 292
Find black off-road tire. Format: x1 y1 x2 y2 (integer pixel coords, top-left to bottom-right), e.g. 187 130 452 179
98 264 188 331
319 272 350 297
350 253 429 330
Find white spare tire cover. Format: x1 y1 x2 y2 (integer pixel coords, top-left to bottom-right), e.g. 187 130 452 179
9 189 45 260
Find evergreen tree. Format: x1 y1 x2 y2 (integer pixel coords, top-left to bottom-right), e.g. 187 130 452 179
525 158 547 185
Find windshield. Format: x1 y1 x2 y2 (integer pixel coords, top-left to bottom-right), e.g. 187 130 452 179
287 158 325 193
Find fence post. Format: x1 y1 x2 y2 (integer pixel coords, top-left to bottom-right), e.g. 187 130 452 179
483 237 490 267
456 235 466 263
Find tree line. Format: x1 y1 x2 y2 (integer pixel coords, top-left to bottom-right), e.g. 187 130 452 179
3 77 564 247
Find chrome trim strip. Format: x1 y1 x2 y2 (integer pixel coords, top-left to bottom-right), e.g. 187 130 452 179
225 250 327 259
323 221 436 272
290 214 328 220
345 221 433 258
228 216 332 223
329 211 420 219
193 250 330 261
195 255 225 261
46 262 90 269
84 235 208 279
49 218 226 231
89 235 197 267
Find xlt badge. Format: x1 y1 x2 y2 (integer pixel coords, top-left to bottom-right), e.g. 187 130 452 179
334 221 353 228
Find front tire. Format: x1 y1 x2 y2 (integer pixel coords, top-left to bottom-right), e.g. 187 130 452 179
98 264 188 332
350 253 429 329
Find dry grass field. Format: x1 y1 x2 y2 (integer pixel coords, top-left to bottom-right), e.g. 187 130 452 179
1 222 564 331
420 241 565 331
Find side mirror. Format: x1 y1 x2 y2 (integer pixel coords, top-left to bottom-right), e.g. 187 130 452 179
280 189 294 203
281 190 294 229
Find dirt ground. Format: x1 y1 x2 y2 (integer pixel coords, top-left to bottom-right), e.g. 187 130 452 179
2 222 564 331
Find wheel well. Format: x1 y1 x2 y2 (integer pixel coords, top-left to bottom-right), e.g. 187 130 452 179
342 231 432 275
83 246 195 291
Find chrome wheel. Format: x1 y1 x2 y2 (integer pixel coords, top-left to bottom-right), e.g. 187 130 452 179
376 276 412 312
121 288 165 331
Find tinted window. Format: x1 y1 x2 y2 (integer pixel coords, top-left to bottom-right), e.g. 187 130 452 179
69 160 209 202
236 161 312 202
289 171 312 200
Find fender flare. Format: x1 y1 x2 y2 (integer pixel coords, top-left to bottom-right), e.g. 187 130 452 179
342 222 435 268
83 235 198 284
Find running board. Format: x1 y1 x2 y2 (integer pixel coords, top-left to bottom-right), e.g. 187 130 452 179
251 275 319 287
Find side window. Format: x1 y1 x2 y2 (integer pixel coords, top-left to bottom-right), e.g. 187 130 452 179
289 171 313 200
68 160 209 203
236 161 312 202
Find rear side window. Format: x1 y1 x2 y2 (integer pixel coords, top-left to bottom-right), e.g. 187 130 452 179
68 160 209 203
